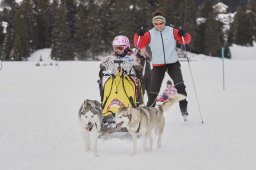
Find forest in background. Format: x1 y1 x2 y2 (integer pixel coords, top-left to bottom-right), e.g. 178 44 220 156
0 0 255 61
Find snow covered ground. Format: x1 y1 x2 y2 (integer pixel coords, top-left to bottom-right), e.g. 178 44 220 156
1 47 256 170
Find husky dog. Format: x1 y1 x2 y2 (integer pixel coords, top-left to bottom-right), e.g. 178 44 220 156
115 94 186 155
78 99 102 156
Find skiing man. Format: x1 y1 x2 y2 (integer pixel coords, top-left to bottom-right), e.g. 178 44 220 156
157 80 177 102
134 10 191 119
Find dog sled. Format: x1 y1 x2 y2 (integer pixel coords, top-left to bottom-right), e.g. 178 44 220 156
98 56 144 134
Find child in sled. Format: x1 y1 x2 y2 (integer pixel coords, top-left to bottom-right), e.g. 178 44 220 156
157 80 177 102
98 35 143 126
99 35 142 79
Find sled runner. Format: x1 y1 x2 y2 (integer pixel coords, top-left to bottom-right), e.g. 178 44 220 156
98 57 144 133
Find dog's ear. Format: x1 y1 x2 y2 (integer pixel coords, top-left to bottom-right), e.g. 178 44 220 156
126 108 132 120
82 100 88 110
94 100 102 113
119 103 126 110
93 100 101 108
84 99 89 103
86 99 95 108
119 105 128 112
120 107 131 119
84 99 89 107
90 101 96 109
79 101 86 116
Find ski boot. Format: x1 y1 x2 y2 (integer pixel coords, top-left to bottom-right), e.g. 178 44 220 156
180 107 189 122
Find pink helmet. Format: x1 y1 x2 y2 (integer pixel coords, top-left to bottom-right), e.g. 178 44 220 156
112 35 130 51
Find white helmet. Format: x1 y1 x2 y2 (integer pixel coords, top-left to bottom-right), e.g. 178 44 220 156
112 35 130 51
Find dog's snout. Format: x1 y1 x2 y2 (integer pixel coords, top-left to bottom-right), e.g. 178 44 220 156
88 122 92 126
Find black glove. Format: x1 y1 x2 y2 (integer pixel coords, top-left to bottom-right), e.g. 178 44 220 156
178 29 187 37
133 65 143 79
99 64 105 78
137 27 146 36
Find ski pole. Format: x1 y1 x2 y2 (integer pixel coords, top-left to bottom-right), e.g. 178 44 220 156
135 30 141 54
181 35 204 124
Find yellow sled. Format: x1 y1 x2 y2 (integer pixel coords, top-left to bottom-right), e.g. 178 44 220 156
101 71 143 117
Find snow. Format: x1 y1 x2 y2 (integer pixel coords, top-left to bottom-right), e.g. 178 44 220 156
217 13 235 32
28 48 53 62
1 21 8 33
1 46 256 170
196 17 206 25
230 43 256 60
213 2 228 13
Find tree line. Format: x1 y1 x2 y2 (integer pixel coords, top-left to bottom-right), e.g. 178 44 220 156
0 0 255 61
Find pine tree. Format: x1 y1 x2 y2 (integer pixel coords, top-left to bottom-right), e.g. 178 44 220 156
1 0 15 7
199 0 214 18
204 13 222 56
51 1 74 60
48 0 59 46
181 0 198 52
50 0 61 60
158 0 197 52
0 24 5 59
194 23 206 54
10 7 29 60
87 1 104 59
227 21 235 45
1 2 17 60
159 0 181 26
97 1 118 54
20 0 37 55
234 6 253 46
132 0 151 37
74 3 90 60
0 8 11 22
199 0 223 57
247 0 256 42
62 0 77 54
34 0 51 49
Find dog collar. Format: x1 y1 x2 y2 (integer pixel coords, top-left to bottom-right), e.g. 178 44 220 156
85 123 100 132
85 124 94 131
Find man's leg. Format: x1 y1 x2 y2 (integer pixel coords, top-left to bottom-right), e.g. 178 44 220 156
144 60 152 99
167 62 188 116
147 66 166 107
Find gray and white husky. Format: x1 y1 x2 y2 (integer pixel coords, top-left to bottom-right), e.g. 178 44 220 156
115 94 186 155
78 99 102 156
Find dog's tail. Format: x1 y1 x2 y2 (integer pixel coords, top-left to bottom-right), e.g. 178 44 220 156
159 94 186 112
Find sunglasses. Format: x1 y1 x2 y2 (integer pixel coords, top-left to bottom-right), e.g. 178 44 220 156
114 46 125 51
154 22 164 26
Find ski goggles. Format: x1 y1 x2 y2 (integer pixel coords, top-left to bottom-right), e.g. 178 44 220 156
114 46 126 51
